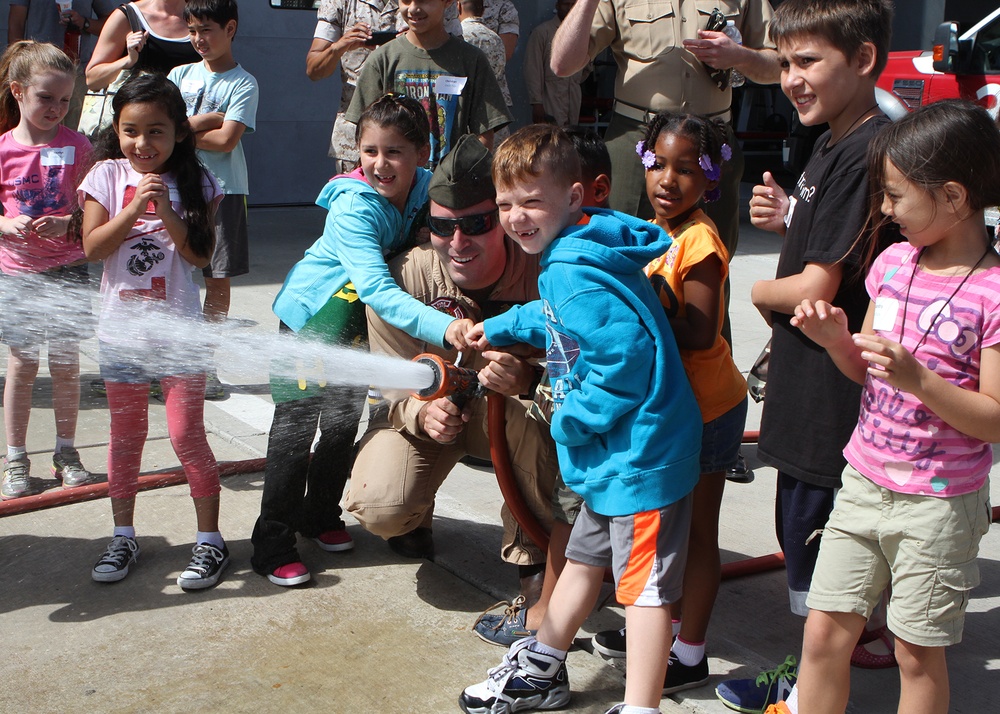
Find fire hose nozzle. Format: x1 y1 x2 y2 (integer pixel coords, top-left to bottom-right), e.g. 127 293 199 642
411 353 487 403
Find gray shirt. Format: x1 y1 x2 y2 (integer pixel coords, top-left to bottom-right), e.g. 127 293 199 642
10 0 117 65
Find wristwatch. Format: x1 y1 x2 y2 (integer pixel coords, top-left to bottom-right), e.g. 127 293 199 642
82 18 91 33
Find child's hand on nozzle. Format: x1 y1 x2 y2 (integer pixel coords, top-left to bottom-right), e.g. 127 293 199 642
479 350 532 396
445 318 476 351
791 299 850 349
750 171 790 235
465 322 492 351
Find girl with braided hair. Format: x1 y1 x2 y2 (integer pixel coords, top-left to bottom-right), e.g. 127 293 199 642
640 111 748 691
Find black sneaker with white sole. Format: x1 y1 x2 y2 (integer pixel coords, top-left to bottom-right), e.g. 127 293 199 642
663 651 710 694
92 535 140 582
177 543 230 590
593 627 627 658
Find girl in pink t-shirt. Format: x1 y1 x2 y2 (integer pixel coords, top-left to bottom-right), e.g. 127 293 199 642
0 42 94 501
789 100 1000 714
80 73 227 591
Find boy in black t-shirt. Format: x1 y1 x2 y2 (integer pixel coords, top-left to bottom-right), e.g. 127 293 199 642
715 2 896 713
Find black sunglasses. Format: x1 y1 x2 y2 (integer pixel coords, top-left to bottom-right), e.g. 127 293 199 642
427 209 500 237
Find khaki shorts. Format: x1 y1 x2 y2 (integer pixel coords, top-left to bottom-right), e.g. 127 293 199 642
551 472 583 526
807 464 991 647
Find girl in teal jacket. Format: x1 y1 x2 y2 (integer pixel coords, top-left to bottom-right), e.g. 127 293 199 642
252 95 470 586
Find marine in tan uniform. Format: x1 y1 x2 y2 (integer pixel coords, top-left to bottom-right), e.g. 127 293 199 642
551 0 780 262
524 0 587 126
306 0 399 173
345 136 557 579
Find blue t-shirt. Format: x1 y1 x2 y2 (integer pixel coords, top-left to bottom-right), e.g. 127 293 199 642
168 61 258 195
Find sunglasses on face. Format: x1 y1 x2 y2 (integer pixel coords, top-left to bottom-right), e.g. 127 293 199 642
427 209 500 237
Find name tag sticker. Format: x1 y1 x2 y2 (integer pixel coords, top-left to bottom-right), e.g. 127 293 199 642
434 75 467 96
873 296 899 332
180 78 204 95
40 147 75 166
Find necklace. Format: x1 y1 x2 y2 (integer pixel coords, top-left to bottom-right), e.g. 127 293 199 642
899 245 991 356
830 103 879 145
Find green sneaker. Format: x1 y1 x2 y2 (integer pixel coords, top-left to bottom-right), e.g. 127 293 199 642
2 456 32 499
52 448 94 488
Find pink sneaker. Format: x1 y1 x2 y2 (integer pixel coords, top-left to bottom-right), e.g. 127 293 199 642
314 528 355 552
268 562 310 587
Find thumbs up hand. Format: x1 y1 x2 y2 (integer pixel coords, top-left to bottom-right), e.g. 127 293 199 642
749 171 790 235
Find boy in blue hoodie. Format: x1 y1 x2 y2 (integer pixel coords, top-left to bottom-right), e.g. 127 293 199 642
458 125 701 714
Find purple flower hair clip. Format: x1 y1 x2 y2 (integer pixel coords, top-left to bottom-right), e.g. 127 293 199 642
699 143 732 182
703 187 722 203
699 154 722 182
636 140 656 169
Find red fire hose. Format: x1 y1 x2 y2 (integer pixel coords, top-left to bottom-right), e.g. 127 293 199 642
0 458 265 518
487 393 551 554
487 398 781 580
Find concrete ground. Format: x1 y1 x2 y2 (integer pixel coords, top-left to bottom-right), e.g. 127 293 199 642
2 197 999 714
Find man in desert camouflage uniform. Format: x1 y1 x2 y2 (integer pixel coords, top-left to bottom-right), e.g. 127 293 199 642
445 0 518 59
306 0 399 173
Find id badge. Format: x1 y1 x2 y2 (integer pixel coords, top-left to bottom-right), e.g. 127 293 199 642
40 147 76 166
872 296 899 332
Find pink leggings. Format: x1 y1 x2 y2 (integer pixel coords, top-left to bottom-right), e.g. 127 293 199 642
105 375 220 500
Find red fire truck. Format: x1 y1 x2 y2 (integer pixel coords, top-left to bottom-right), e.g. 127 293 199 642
877 7 1000 119
876 8 1000 227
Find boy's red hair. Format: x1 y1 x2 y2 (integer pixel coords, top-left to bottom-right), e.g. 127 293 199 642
492 125 582 192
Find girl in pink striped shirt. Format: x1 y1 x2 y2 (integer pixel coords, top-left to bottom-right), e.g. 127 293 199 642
784 99 1000 714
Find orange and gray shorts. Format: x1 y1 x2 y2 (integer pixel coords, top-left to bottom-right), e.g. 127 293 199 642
565 494 693 607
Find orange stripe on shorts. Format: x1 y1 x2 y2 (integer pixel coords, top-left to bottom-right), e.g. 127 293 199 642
617 509 661 606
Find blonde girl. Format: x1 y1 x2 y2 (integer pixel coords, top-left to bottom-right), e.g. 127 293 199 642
0 41 94 500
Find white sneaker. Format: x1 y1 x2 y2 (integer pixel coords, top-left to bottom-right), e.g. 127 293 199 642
459 638 570 713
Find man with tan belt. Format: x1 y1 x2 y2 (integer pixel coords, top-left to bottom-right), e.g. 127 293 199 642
344 135 556 600
550 0 780 264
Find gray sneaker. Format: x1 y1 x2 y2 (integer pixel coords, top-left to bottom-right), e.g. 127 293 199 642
1 456 31 500
52 448 94 488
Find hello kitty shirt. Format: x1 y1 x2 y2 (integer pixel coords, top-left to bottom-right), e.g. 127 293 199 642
844 241 1000 497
